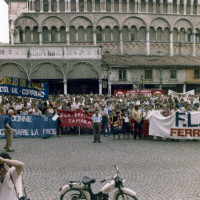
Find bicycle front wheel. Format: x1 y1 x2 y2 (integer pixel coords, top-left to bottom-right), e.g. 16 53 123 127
60 189 87 200
116 193 139 200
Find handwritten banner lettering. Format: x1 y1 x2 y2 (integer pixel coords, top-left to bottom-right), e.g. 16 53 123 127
58 110 93 128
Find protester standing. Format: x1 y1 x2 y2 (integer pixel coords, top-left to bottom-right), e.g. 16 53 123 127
4 110 15 152
91 109 102 143
132 105 143 140
0 152 24 200
100 105 110 137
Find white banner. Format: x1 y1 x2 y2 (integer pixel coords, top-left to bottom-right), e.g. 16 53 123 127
149 111 200 139
168 89 195 97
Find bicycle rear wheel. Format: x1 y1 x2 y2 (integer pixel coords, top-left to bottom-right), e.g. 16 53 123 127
116 193 139 200
60 189 87 200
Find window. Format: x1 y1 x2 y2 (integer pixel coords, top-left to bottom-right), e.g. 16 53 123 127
119 70 127 80
145 70 152 79
194 69 200 78
170 70 176 79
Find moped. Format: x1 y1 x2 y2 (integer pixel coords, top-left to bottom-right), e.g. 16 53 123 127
59 165 139 200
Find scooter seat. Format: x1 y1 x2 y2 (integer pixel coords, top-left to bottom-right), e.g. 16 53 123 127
82 176 96 185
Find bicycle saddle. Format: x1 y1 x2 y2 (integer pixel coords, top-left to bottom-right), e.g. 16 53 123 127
82 176 96 184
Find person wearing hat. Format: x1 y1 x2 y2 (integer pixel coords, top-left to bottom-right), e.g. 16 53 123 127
4 110 15 152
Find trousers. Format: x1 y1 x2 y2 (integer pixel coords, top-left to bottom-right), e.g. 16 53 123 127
4 129 13 150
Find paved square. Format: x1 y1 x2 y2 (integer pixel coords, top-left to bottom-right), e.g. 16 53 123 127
1 135 200 200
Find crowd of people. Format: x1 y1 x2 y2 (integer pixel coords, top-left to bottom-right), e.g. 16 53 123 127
0 92 200 140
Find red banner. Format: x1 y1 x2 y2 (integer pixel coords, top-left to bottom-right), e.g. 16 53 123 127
114 89 164 97
58 110 93 128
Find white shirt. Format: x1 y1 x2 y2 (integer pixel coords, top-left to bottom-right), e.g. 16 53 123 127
0 167 23 200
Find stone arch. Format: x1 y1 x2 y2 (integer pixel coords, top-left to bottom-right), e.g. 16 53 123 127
41 16 66 30
150 18 171 30
96 16 119 29
69 16 93 29
0 62 28 79
174 19 193 31
30 62 64 80
122 17 147 30
14 16 38 30
67 62 100 79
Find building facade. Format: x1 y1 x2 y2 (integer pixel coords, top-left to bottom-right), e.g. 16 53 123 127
1 0 200 94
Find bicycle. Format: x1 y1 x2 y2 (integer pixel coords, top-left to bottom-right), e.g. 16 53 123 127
59 165 139 200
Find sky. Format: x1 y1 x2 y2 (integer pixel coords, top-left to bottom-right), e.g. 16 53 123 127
0 0 9 43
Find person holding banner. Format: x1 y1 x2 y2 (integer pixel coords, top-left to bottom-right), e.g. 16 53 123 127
4 110 15 152
92 109 102 143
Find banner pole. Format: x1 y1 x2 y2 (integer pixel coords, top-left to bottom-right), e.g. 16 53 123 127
79 126 80 136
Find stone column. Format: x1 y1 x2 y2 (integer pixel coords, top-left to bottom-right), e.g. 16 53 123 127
111 30 113 41
191 0 194 14
92 0 95 12
99 79 102 95
48 0 51 12
135 0 137 12
76 0 79 12
192 30 196 56
48 30 51 42
29 0 32 11
160 0 163 13
119 29 123 54
57 0 60 12
153 0 156 13
40 0 43 12
168 0 173 14
102 30 105 41
108 82 111 96
159 69 162 89
177 0 180 14
75 29 78 41
31 29 34 42
64 80 67 95
129 30 131 41
84 30 87 41
57 29 60 42
84 0 87 12
119 0 122 12
10 21 14 45
146 30 150 55
32 0 35 11
93 28 97 45
177 30 180 42
22 30 25 42
145 0 148 13
169 30 173 56
183 82 186 93
38 29 42 45
183 0 186 14
65 0 68 11
138 0 141 12
111 0 114 12
127 0 130 12
10 30 14 45
197 0 200 14
66 28 70 45
100 0 103 11
68 0 71 11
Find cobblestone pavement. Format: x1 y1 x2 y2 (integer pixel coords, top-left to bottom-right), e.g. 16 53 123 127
1 135 200 200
